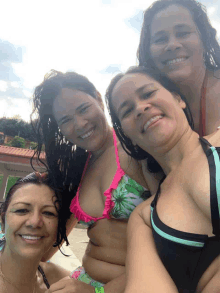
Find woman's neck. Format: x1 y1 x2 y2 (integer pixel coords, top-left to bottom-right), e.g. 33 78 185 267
149 127 199 175
90 126 113 162
177 67 206 106
1 250 39 292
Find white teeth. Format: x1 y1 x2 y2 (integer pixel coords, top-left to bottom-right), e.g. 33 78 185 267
166 57 186 65
143 115 163 132
80 129 94 139
22 235 41 240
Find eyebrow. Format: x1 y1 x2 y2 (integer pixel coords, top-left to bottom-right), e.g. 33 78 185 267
57 102 89 124
152 24 192 38
12 202 55 208
135 84 155 95
117 84 155 114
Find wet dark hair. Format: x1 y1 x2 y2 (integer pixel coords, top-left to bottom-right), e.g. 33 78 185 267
105 66 194 173
138 0 220 70
31 70 101 218
0 172 68 250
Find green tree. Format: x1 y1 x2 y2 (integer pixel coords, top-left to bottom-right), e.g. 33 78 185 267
10 136 26 148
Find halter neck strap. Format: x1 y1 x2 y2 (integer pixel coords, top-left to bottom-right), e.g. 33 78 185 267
199 70 208 136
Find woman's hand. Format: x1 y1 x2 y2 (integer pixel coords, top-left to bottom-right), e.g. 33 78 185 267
45 276 95 293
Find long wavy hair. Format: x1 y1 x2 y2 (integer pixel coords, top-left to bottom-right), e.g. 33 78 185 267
105 66 194 173
0 172 68 250
137 0 220 70
31 70 100 220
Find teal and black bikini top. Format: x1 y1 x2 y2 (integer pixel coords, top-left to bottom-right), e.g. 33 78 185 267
151 137 220 292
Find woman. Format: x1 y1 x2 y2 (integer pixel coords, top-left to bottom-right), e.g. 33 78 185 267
138 0 220 136
106 66 220 292
32 71 157 293
0 172 70 293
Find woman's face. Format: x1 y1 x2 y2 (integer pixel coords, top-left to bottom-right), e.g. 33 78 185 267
111 73 187 152
3 184 58 259
150 5 205 83
53 88 109 152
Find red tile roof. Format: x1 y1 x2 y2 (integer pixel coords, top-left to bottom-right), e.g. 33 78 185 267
0 145 45 160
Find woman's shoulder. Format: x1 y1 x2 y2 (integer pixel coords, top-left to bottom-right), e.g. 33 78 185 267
39 261 70 285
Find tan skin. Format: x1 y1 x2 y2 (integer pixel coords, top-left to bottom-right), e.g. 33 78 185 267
111 72 220 292
0 183 70 293
149 4 220 135
46 88 158 293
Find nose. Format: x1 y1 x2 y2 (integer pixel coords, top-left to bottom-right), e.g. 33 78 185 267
74 115 87 130
135 103 150 119
165 35 182 52
26 211 43 229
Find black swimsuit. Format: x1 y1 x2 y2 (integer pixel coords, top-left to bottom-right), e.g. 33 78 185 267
151 138 220 293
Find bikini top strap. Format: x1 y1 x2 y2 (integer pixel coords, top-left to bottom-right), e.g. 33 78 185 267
113 129 121 168
38 265 50 289
151 175 166 207
199 137 212 153
199 137 220 237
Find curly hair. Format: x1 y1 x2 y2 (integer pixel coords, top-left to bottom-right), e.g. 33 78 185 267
0 172 68 250
31 70 100 223
105 66 194 173
137 0 220 70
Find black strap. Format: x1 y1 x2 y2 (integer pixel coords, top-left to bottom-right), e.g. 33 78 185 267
151 175 166 207
38 265 50 289
199 137 220 237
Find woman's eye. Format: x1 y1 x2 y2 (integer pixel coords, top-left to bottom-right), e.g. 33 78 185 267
15 209 29 214
121 108 133 119
177 31 190 38
43 211 57 217
153 36 167 44
80 105 90 114
142 90 156 99
61 117 71 125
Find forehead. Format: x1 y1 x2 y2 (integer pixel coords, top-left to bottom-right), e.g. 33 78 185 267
8 184 55 207
151 5 197 35
112 73 158 96
112 73 159 108
52 88 95 119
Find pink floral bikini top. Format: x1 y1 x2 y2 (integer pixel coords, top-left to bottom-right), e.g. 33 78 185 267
70 130 150 227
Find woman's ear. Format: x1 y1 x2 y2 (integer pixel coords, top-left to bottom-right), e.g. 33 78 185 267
96 91 105 111
172 93 186 109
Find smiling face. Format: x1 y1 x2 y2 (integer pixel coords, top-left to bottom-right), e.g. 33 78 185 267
111 73 187 153
3 183 58 260
150 5 205 83
52 88 109 152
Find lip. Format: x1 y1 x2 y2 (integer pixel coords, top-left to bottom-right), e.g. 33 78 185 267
162 56 188 66
19 234 44 244
78 127 95 140
142 114 164 133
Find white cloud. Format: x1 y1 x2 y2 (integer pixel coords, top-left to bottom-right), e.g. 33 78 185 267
0 81 8 92
0 0 219 122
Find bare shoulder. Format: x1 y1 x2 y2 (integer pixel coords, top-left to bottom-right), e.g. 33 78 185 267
205 128 220 146
39 261 70 285
129 195 154 227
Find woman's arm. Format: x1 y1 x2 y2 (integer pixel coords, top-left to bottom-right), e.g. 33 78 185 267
41 214 78 261
125 204 178 293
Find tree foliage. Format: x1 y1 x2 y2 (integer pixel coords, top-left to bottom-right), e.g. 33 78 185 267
0 117 37 142
10 136 26 148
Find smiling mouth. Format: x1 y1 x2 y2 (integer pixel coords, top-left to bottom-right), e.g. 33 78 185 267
79 128 95 140
20 235 43 240
164 57 188 66
142 115 163 133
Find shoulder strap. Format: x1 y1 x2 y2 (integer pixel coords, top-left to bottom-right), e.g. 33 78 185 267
200 137 220 236
38 265 50 289
151 175 166 207
112 129 121 168
208 146 220 237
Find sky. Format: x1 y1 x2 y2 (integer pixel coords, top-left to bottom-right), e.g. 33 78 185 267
0 0 219 122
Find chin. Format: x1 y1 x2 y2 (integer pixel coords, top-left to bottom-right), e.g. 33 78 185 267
166 69 193 84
